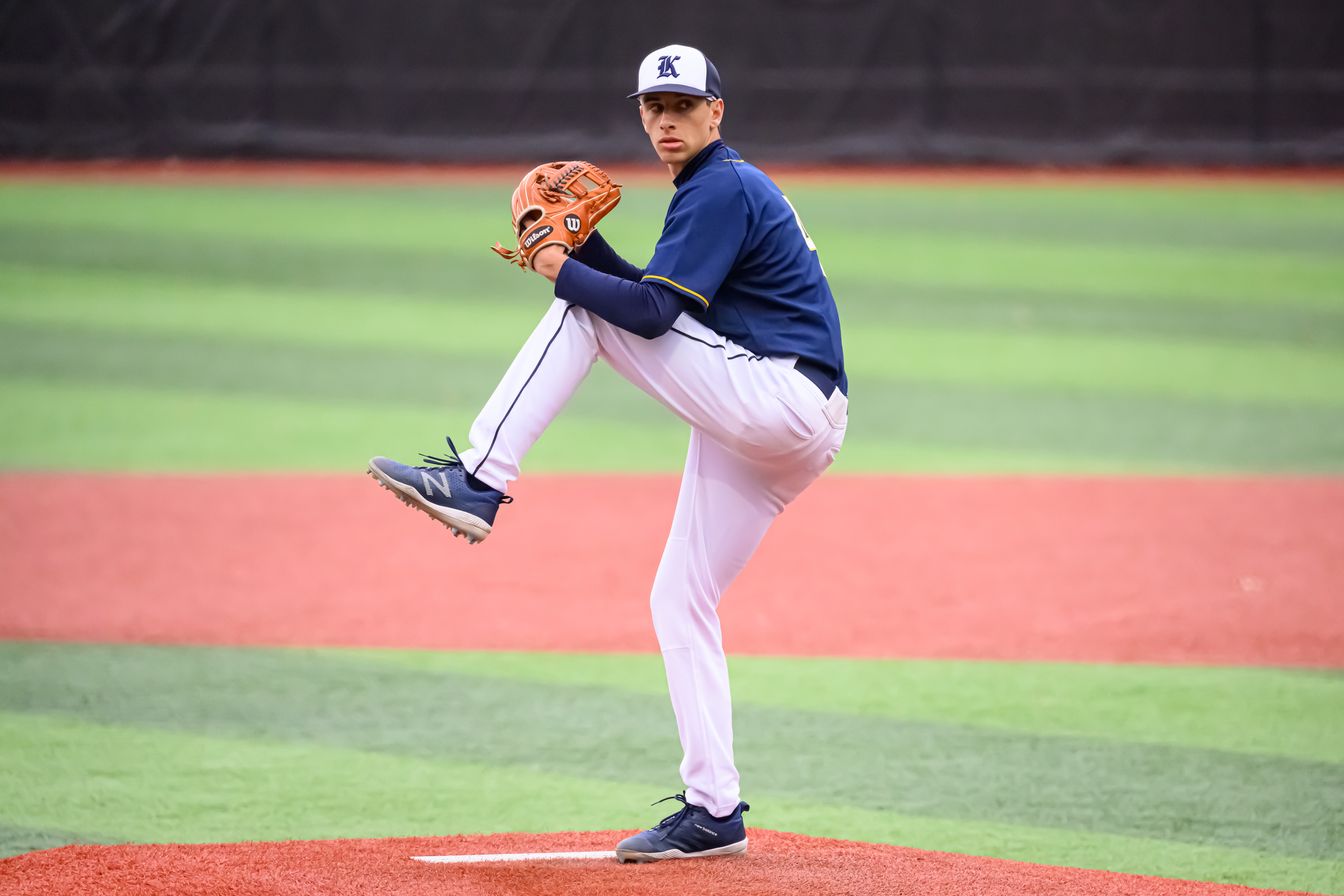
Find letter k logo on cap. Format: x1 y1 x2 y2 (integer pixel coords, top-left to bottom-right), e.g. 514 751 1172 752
657 55 681 78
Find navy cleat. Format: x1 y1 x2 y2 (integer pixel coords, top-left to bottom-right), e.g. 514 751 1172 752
614 793 749 864
367 437 512 544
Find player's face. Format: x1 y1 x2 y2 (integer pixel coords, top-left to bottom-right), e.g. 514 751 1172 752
638 92 724 175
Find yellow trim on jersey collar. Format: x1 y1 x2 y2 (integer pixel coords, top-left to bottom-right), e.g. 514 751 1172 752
642 274 710 307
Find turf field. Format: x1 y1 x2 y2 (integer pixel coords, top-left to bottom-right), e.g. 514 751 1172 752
0 172 1342 895
1 177 1342 472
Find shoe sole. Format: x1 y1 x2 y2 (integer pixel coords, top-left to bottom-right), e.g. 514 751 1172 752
366 462 492 544
614 838 747 864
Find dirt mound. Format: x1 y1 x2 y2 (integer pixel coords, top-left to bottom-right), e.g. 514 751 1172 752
0 830 1316 896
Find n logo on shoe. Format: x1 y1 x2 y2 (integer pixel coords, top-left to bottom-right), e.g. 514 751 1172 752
421 471 452 498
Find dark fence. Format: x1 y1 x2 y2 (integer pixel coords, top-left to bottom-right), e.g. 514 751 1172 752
2 0 1342 164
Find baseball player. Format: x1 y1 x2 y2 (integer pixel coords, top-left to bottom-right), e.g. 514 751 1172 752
368 44 847 862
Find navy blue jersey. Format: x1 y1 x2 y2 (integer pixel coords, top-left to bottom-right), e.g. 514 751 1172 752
642 140 846 393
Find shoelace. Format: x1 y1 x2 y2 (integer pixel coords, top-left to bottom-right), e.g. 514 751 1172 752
416 436 513 502
647 792 692 830
418 435 468 468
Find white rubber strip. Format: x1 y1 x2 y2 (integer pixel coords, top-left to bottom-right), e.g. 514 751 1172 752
413 850 617 864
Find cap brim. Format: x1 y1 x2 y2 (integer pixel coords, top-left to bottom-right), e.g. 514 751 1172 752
627 85 718 100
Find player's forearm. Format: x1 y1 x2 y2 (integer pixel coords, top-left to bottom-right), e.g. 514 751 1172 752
571 231 645 281
554 256 685 339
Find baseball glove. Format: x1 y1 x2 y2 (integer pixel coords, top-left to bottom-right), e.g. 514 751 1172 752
491 161 622 270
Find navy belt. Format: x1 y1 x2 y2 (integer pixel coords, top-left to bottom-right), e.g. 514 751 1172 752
794 357 845 397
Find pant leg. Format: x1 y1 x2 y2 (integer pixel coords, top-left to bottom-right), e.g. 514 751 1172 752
458 300 598 492
461 300 843 492
590 311 841 468
455 297 848 814
651 429 810 818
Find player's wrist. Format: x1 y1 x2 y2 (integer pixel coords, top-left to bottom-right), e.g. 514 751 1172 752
531 245 568 282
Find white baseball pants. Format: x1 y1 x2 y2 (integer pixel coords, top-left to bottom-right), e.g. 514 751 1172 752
459 298 848 817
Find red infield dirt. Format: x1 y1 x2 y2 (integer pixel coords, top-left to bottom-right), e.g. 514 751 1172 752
1 473 1341 666
0 830 1320 896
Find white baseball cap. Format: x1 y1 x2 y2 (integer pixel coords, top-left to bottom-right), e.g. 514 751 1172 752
628 44 723 100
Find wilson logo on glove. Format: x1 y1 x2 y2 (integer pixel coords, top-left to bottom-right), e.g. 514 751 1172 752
491 160 622 271
522 225 554 249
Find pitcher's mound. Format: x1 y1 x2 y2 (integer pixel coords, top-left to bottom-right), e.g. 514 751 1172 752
1 829 1315 896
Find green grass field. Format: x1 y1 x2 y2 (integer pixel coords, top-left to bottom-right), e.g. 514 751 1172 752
1 176 1342 892
3 645 1342 890
1 179 1342 473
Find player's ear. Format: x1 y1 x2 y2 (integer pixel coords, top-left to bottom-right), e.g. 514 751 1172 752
710 98 724 129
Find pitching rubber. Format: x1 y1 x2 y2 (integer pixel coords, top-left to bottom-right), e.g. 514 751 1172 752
366 464 492 544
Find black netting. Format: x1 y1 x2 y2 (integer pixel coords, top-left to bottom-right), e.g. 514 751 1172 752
1 0 1340 163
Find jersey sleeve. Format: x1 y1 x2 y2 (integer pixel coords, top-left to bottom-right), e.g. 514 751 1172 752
640 178 749 309
571 230 644 282
554 258 685 339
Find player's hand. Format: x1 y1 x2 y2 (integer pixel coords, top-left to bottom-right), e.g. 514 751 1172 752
530 245 568 282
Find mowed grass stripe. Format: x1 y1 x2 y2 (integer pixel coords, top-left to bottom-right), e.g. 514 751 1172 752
4 712 1339 893
5 365 1343 473
0 711 661 847
846 382 1344 472
7 306 1344 410
839 281 1344 347
349 650 1344 765
0 377 696 472
823 234 1344 310
0 262 555 352
796 183 1344 257
6 260 1342 358
2 213 1340 318
0 823 123 855
4 374 1341 473
845 325 1344 406
0 182 521 252
0 222 511 307
2 644 1340 862
2 181 1341 259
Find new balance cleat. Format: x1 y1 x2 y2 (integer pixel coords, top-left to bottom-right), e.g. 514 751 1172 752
367 437 511 543
614 793 749 864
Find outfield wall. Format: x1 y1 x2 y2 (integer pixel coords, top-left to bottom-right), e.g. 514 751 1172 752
1 0 1342 164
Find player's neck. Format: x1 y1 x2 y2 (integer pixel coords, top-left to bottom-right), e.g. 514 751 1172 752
669 138 723 184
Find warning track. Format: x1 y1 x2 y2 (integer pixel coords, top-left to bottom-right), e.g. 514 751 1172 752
1 473 1340 666
0 830 1320 896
